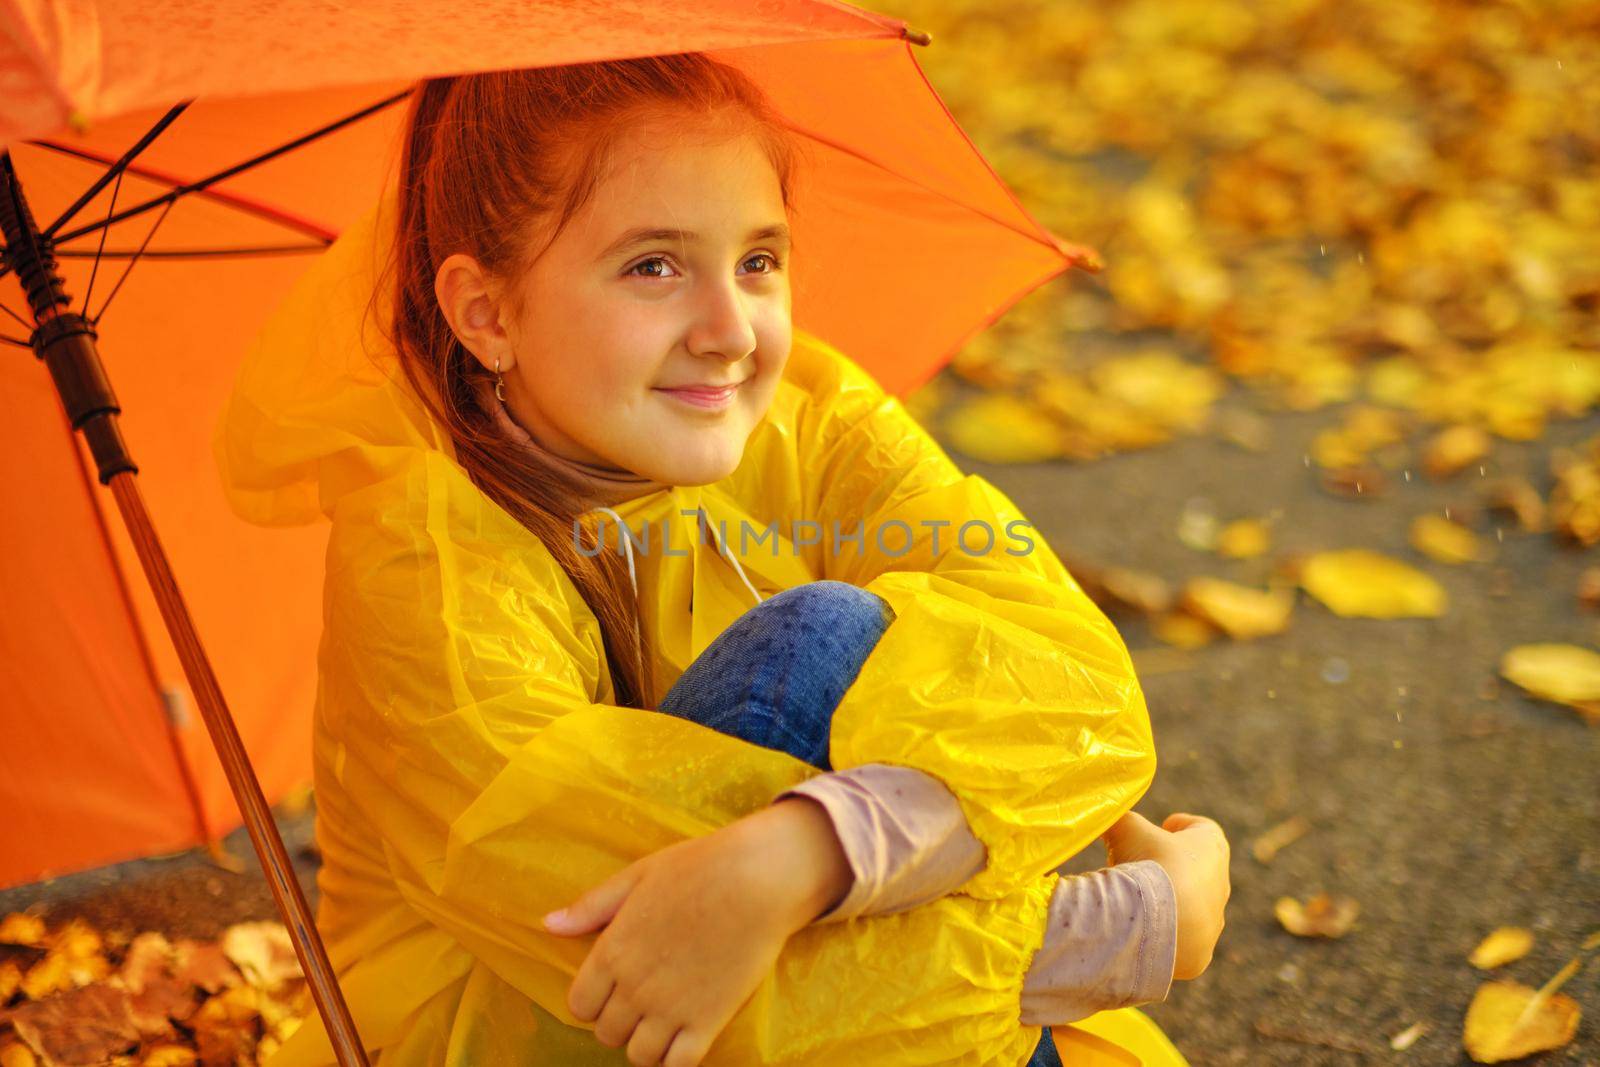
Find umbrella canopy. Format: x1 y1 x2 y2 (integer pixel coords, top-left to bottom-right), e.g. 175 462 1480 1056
0 0 1096 893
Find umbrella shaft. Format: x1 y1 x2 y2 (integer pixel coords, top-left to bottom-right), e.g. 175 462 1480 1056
1 149 371 1066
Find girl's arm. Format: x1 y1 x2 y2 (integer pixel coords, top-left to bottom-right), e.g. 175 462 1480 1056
785 333 1160 903
776 764 1179 1024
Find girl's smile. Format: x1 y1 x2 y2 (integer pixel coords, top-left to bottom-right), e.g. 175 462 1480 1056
654 378 746 411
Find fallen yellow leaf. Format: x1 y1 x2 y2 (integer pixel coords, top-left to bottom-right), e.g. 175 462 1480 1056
1411 513 1490 564
0 960 21 1002
1151 611 1218 649
1499 643 1600 723
1463 979 1581 1063
1423 424 1491 478
1181 577 1295 638
1470 928 1535 970
1275 892 1360 938
0 913 46 948
1389 1021 1428 1051
1300 548 1448 618
1482 478 1546 532
1251 815 1310 864
1216 517 1272 559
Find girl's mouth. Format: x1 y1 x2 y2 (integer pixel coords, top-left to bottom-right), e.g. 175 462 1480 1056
654 381 742 410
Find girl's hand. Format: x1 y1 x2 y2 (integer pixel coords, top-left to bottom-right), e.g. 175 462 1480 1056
1101 810 1230 981
544 797 853 1067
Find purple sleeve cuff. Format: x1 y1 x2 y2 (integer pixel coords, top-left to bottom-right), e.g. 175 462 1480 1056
1018 859 1178 1026
771 763 987 925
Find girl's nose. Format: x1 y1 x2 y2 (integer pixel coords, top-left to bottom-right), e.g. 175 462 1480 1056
686 278 758 363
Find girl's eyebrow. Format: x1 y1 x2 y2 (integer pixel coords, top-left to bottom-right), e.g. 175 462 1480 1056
600 223 791 261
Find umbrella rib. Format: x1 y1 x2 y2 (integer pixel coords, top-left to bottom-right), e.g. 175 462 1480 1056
54 244 332 259
46 88 411 248
0 333 32 348
90 199 174 327
28 139 337 246
80 162 124 317
43 102 190 240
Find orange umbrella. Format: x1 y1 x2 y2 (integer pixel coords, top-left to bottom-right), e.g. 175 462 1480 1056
1 0 1099 1059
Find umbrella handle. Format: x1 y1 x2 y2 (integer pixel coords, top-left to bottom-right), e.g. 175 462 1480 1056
1 150 371 1067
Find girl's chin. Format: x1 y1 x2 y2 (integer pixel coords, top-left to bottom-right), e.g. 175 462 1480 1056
632 433 746 486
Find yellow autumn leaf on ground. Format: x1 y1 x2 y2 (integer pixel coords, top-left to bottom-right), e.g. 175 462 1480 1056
1411 513 1490 564
140 1047 198 1067
941 394 1066 464
1275 892 1360 938
1463 980 1581 1063
1551 451 1600 545
1087 349 1224 432
0 913 46 947
1499 643 1600 724
221 921 302 991
1469 928 1534 970
1482 478 1547 532
1311 406 1408 470
1390 1022 1428 1051
0 960 21 1002
1151 611 1218 649
1216 517 1272 558
1251 815 1310 864
1423 424 1491 478
1181 577 1295 638
1300 548 1448 618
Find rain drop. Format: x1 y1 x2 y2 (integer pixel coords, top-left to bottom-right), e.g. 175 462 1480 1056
1322 657 1351 684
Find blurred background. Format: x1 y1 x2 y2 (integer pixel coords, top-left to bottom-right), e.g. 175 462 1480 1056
4 1 1597 1063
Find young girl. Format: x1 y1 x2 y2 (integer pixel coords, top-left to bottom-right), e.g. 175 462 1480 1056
219 53 1229 1067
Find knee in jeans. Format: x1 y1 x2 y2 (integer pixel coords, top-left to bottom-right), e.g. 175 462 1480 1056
765 579 895 634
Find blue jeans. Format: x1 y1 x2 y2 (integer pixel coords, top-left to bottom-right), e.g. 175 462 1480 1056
657 580 1063 1067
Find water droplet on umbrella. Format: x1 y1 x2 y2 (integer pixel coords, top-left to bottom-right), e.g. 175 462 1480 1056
1321 657 1350 684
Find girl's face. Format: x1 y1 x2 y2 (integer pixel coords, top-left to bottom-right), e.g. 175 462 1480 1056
446 110 793 487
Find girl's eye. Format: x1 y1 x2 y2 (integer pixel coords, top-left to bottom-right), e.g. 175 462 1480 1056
742 253 783 275
628 256 677 279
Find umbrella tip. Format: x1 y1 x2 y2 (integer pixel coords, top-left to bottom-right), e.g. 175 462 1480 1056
902 26 933 46
1051 234 1105 273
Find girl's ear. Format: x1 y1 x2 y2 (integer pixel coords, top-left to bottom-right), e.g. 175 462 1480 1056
435 251 515 372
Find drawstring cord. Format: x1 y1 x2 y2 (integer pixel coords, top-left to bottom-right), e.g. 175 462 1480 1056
586 506 637 598
582 504 764 608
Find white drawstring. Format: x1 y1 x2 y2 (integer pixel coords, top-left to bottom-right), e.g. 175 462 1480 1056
586 506 637 597
704 509 765 607
582 504 763 608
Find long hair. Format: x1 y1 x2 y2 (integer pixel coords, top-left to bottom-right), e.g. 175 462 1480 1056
379 54 800 709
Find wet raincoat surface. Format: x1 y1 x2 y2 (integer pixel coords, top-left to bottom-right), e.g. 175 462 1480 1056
214 189 1184 1066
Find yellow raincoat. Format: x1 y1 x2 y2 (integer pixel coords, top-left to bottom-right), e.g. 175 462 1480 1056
215 189 1187 1066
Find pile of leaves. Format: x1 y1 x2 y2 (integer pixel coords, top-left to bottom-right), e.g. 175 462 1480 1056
0 913 307 1066
878 0 1599 464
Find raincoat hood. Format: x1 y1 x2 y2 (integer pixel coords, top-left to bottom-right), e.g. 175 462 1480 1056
214 189 1169 1066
